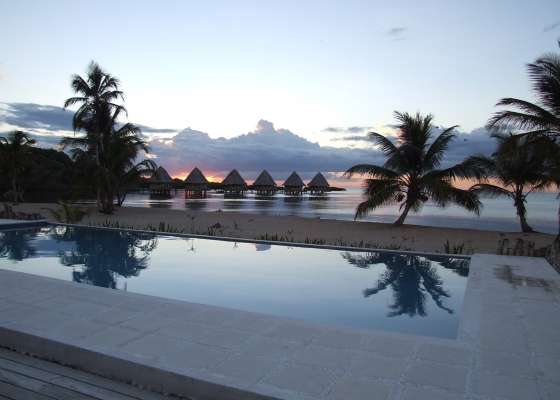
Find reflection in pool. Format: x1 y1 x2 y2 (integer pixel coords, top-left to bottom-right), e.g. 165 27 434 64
0 225 469 338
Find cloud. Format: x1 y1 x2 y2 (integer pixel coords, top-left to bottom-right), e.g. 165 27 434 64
148 120 383 179
136 124 178 134
1 103 74 132
386 27 407 40
543 21 560 32
0 102 177 137
0 101 496 181
323 126 374 134
332 135 371 142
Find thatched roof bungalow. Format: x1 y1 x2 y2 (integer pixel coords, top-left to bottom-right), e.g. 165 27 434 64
283 171 305 195
184 167 209 196
307 172 330 194
149 166 173 198
221 169 248 194
251 170 277 195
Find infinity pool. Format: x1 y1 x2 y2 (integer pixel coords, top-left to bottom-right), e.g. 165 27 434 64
0 225 469 338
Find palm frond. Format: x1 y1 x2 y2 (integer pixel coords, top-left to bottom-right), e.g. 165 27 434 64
354 179 401 220
344 164 398 179
469 183 512 198
423 126 457 169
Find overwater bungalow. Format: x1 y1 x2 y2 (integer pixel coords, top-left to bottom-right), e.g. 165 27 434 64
149 166 173 198
221 169 248 195
251 170 277 195
307 172 330 194
283 171 305 195
184 167 209 197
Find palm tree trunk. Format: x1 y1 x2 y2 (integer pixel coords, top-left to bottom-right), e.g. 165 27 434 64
514 194 533 233
555 199 560 244
11 173 18 203
394 203 412 226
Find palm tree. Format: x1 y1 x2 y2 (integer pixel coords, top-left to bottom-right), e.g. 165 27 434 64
487 42 560 238
487 41 560 138
0 131 36 202
345 112 483 225
468 133 556 233
63 62 152 213
63 62 124 213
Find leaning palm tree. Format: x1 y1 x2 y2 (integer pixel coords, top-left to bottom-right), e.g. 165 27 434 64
468 133 556 233
345 112 483 225
0 131 36 202
487 42 560 239
487 41 560 138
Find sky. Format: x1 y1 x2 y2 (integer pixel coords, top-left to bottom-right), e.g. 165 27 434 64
1 0 559 182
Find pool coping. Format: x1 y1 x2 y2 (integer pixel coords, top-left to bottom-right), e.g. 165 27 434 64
49 222 471 259
0 219 48 229
0 227 559 399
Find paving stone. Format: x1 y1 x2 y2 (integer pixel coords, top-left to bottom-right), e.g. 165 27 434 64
291 344 355 372
326 377 392 400
471 371 540 400
259 362 336 398
540 381 560 400
219 312 278 334
348 352 406 381
404 360 467 393
211 353 278 387
535 356 560 384
360 334 417 359
55 300 113 318
154 340 229 372
81 326 147 349
312 327 365 350
241 336 301 359
401 384 465 400
416 343 471 366
476 350 534 378
118 312 175 332
88 307 144 325
263 321 324 344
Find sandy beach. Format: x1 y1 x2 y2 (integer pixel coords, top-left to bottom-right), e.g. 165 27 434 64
11 202 555 255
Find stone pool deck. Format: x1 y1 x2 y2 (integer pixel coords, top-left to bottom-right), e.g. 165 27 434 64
0 254 559 400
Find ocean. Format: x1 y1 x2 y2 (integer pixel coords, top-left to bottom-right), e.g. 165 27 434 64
123 189 559 234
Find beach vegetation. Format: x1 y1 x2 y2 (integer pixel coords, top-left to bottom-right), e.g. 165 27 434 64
43 201 89 223
442 240 466 255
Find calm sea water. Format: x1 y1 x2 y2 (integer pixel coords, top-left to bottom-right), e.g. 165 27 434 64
0 225 468 338
123 189 559 234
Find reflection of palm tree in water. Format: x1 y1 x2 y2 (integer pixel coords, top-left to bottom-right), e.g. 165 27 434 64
0 228 40 261
342 252 458 317
54 227 157 289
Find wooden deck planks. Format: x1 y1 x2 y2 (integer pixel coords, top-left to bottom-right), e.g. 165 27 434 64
0 348 171 400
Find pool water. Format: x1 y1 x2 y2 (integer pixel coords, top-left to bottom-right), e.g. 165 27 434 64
0 225 469 338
